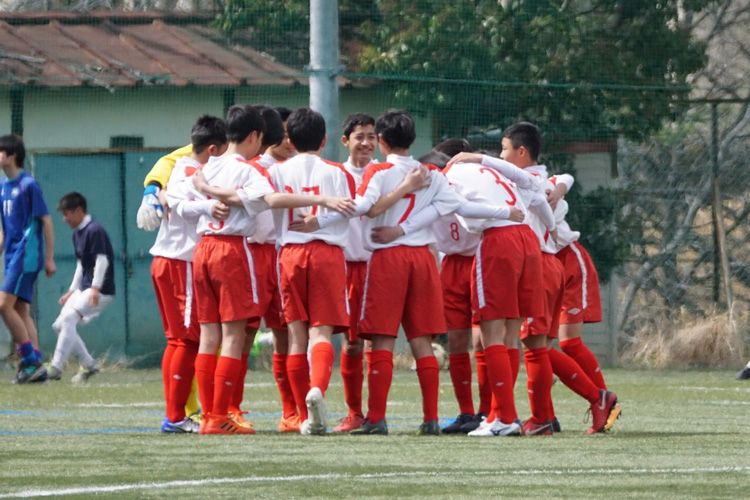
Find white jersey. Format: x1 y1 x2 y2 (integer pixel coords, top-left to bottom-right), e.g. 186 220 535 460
151 157 204 261
548 174 581 251
443 161 527 233
433 213 480 256
270 153 355 248
247 153 278 244
189 153 275 237
356 154 462 250
343 159 373 262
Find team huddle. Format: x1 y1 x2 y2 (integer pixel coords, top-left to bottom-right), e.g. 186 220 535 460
136 105 621 437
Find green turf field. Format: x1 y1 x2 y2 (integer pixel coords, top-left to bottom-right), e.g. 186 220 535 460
0 367 748 498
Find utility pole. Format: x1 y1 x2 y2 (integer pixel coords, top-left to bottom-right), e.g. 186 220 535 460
309 0 341 161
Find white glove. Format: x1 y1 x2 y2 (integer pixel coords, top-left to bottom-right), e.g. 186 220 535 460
136 185 164 231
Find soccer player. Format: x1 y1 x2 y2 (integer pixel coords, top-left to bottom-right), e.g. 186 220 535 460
295 110 515 435
151 115 228 433
187 105 353 435
47 192 114 384
332 113 377 433
0 134 56 384
497 121 620 434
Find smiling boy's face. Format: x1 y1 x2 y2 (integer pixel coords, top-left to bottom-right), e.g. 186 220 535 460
342 124 377 167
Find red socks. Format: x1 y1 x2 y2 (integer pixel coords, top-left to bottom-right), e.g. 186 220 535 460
416 356 440 422
474 351 491 415
340 351 364 418
273 353 298 418
483 344 518 424
560 337 607 390
166 340 198 423
524 347 554 423
229 352 249 413
195 353 218 417
548 348 600 404
286 353 310 420
213 356 242 417
508 348 521 388
161 340 178 403
366 350 393 423
310 342 335 395
448 353 474 415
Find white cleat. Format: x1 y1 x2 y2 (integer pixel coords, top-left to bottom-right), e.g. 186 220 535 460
305 387 327 435
467 418 522 437
299 419 312 435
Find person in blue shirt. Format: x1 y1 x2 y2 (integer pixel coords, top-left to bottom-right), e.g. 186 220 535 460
48 192 114 383
0 134 56 384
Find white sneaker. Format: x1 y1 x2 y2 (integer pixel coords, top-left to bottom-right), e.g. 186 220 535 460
71 365 99 384
468 419 522 437
305 387 327 435
299 418 312 435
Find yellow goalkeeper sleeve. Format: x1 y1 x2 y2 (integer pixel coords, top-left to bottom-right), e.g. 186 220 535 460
143 144 194 188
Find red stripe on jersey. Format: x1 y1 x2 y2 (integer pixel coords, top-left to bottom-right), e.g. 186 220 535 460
322 159 357 198
240 159 278 193
357 162 395 197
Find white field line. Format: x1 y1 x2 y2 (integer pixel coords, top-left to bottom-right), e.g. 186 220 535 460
75 402 163 408
675 386 750 393
2 467 749 498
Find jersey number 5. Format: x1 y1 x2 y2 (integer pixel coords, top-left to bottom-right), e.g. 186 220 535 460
479 168 517 206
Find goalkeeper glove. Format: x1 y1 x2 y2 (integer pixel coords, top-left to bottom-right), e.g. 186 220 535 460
136 185 164 231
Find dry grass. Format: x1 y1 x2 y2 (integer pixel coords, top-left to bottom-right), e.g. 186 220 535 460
621 309 747 369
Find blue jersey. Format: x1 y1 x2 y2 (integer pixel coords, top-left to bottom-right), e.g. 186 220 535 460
1 171 49 273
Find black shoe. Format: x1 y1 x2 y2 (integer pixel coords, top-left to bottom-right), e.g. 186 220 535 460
13 362 48 384
551 417 562 433
736 366 750 380
442 413 475 434
417 419 441 436
350 419 388 435
459 413 485 433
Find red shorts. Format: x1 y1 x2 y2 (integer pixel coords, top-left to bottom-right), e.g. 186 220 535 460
278 241 349 331
346 261 368 342
151 256 200 343
193 235 260 324
471 225 544 321
359 245 446 340
441 254 474 331
246 243 285 331
520 253 564 340
556 241 602 324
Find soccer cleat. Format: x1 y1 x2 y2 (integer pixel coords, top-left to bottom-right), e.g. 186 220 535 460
551 417 562 433
299 418 312 435
46 365 62 381
604 404 622 431
417 419 441 436
278 414 301 433
736 366 750 380
442 413 476 434
229 410 254 428
587 389 618 435
333 413 366 433
522 419 553 436
350 419 389 435
468 418 522 437
459 413 486 433
201 414 255 435
13 362 47 384
71 365 99 384
305 387 328 435
161 417 200 434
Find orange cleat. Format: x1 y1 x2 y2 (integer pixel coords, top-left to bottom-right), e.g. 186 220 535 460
202 414 256 435
229 410 254 428
278 414 301 433
333 414 366 433
587 390 618 435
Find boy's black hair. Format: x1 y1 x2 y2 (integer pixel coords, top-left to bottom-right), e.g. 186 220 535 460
417 150 451 169
225 104 265 143
191 115 227 154
0 134 26 168
275 106 293 122
256 106 285 148
433 138 473 157
502 122 542 161
342 113 376 138
286 108 326 152
375 110 416 150
58 192 87 213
